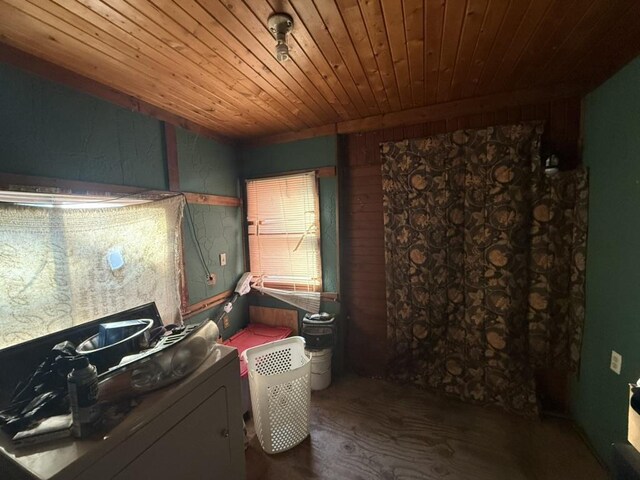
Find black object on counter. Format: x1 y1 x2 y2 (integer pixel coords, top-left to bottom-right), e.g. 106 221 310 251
0 303 162 406
76 319 154 373
0 303 163 435
0 341 77 436
67 356 99 438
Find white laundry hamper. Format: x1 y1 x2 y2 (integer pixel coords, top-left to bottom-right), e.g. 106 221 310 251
242 336 311 454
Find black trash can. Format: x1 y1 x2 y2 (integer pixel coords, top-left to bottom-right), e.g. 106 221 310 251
302 313 336 391
301 313 336 349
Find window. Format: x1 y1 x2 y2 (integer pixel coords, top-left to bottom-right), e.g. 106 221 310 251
246 172 322 291
0 190 150 209
0 190 184 350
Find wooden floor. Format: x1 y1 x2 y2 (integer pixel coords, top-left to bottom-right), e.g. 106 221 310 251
246 375 606 480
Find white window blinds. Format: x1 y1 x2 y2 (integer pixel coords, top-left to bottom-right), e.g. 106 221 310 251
246 172 322 291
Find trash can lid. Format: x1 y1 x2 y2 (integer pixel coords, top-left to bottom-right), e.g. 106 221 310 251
302 312 335 324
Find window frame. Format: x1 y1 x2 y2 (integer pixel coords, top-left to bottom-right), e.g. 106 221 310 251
244 170 324 292
0 178 191 308
0 186 187 351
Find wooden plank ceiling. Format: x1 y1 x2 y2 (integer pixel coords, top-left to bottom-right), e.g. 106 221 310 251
1 0 639 141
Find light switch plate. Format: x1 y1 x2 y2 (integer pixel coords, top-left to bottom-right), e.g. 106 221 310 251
610 350 622 375
219 253 227 266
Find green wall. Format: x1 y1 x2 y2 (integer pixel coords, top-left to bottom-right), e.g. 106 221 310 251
0 62 245 338
175 128 246 335
0 63 166 190
572 55 640 466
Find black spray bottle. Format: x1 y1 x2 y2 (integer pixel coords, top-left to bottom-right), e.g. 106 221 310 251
67 356 99 438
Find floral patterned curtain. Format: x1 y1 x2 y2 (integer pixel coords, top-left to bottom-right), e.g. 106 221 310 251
381 123 588 415
528 168 588 371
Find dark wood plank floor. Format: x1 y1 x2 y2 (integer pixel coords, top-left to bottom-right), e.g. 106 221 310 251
246 375 606 480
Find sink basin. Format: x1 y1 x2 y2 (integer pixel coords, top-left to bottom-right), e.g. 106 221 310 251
77 319 154 373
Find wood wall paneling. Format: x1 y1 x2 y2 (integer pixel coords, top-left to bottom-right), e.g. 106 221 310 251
0 0 637 139
341 97 582 376
565 1 640 88
183 289 234 320
250 82 589 145
249 306 299 335
164 123 180 192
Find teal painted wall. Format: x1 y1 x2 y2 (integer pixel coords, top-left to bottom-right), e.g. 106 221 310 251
0 63 166 190
176 128 246 336
572 56 640 466
176 127 239 197
0 63 245 338
239 136 337 176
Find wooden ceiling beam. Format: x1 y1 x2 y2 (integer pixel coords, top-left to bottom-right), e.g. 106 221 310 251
0 42 235 144
246 81 591 146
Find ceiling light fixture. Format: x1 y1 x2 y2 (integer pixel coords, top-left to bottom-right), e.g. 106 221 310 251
268 13 293 62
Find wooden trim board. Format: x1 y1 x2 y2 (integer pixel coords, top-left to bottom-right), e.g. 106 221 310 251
183 290 233 320
249 306 298 335
0 172 241 207
182 192 241 207
316 167 337 178
164 122 180 192
246 82 591 146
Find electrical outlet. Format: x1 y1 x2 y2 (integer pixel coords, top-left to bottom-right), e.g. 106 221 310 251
219 253 227 266
610 350 622 375
223 315 230 329
207 273 216 286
